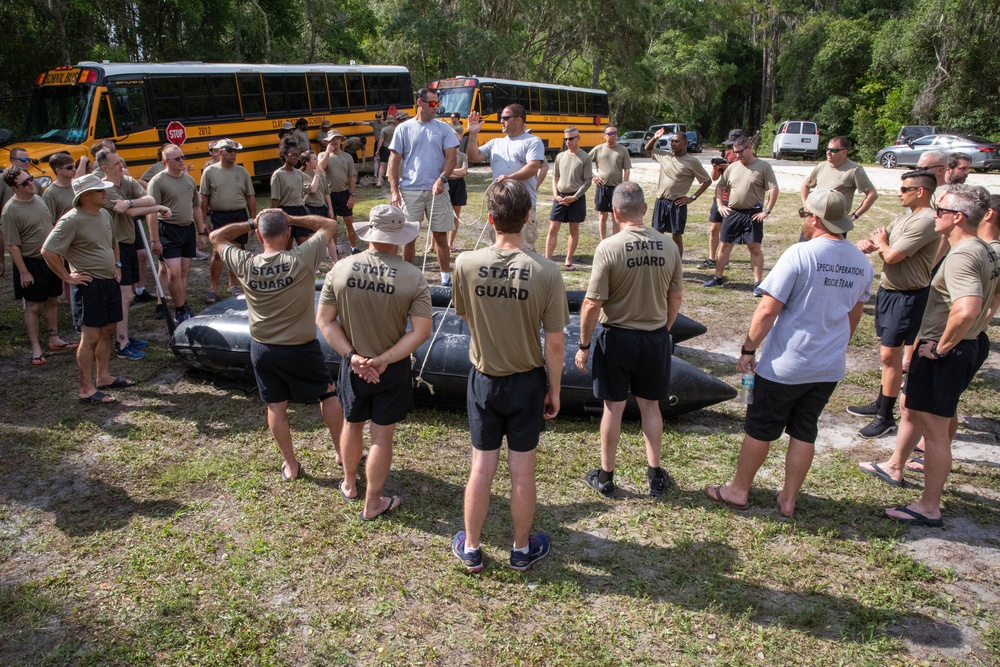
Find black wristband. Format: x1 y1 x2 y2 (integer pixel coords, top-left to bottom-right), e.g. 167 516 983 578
741 345 755 356
931 343 948 359
579 341 591 350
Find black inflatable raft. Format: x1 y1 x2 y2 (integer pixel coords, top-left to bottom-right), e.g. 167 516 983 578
171 286 737 417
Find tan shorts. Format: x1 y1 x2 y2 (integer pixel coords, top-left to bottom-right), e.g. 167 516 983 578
487 209 538 250
400 189 453 233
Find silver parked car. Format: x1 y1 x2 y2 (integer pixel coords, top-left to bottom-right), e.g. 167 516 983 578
619 130 651 157
875 134 1000 171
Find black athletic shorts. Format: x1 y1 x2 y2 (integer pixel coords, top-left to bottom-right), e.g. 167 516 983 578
467 366 546 452
652 198 687 234
118 242 139 286
592 325 672 402
78 277 123 328
158 221 197 259
448 178 468 207
875 286 929 347
280 205 311 240
550 193 587 223
721 209 763 245
338 356 413 426
133 218 146 251
744 375 837 443
378 146 391 163
330 190 353 217
13 256 63 302
709 199 724 223
250 338 333 405
210 209 250 246
903 337 983 418
305 204 330 220
594 184 616 213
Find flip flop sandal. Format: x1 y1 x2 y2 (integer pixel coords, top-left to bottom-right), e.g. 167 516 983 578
361 495 401 521
859 462 908 488
31 355 47 366
48 342 78 351
97 376 137 390
205 291 218 304
704 484 751 511
280 462 304 481
338 481 359 503
79 390 115 404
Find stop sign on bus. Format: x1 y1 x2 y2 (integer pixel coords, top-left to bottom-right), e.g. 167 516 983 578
166 121 187 145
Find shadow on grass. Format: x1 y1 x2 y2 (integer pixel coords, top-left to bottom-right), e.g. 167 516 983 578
368 468 966 648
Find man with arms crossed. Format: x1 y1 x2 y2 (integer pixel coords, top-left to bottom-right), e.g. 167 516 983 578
704 135 779 295
2 166 76 364
450 180 567 573
316 205 432 521
706 190 873 517
200 139 256 303
212 209 343 481
467 104 546 249
849 170 939 439
322 131 360 254
42 174 137 404
589 125 631 239
575 182 682 498
644 128 711 258
388 88 459 279
147 145 206 323
861 186 999 526
800 136 878 225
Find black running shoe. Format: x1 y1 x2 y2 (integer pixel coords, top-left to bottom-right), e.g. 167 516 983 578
859 415 897 439
648 468 674 497
846 400 879 417
585 468 616 498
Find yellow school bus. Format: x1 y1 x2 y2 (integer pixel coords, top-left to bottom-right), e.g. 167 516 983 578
428 76 610 155
2 62 416 186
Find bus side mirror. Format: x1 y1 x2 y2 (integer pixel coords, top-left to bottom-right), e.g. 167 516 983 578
0 128 11 147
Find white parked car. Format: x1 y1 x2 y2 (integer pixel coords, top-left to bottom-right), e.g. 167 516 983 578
618 130 651 157
772 120 820 159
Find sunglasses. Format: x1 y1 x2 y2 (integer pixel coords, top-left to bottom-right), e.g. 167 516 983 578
13 156 31 164
826 147 845 153
170 155 185 162
733 147 748 154
14 175 34 187
798 208 814 218
605 131 617 136
565 135 580 141
935 207 962 218
221 147 237 153
420 98 440 108
899 186 923 193
500 115 522 122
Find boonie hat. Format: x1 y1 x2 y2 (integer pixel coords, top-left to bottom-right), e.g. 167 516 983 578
326 129 344 138
280 121 294 130
71 173 113 206
321 119 332 128
395 111 410 121
805 188 854 234
355 205 418 246
215 138 243 151
722 129 744 145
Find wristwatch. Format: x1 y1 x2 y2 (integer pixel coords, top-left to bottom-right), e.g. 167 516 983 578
690 194 698 200
931 343 949 359
763 208 771 214
247 219 256 231
579 341 591 350
115 261 123 268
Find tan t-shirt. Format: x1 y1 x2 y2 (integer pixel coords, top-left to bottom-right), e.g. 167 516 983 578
453 247 570 377
717 158 778 208
804 159 875 208
589 144 632 187
140 161 166 184
270 168 308 208
41 183 76 223
220 231 329 345
293 128 311 153
2 196 53 258
148 171 199 226
379 124 396 148
651 150 711 201
344 137 365 155
586 227 683 330
303 171 329 208
103 175 145 244
919 236 1000 340
880 208 939 291
324 152 357 193
449 151 469 180
199 164 254 212
319 251 432 358
553 149 593 194
43 208 117 279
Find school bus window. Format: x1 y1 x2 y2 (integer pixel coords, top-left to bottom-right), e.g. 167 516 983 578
210 75 240 117
263 75 286 114
108 85 152 134
238 74 265 116
346 73 364 109
529 87 540 113
542 88 557 114
384 74 403 105
183 76 212 118
307 74 328 112
328 73 348 110
150 76 183 122
95 95 114 139
286 75 308 112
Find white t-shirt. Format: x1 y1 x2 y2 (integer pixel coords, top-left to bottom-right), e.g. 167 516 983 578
388 118 460 191
479 133 546 206
755 237 873 384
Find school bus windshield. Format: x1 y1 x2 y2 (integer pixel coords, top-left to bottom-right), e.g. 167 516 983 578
433 87 474 117
22 85 94 144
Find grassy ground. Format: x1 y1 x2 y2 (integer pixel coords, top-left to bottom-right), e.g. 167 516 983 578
1 162 998 665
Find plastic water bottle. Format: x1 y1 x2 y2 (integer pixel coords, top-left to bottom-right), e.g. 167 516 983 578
739 373 754 405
